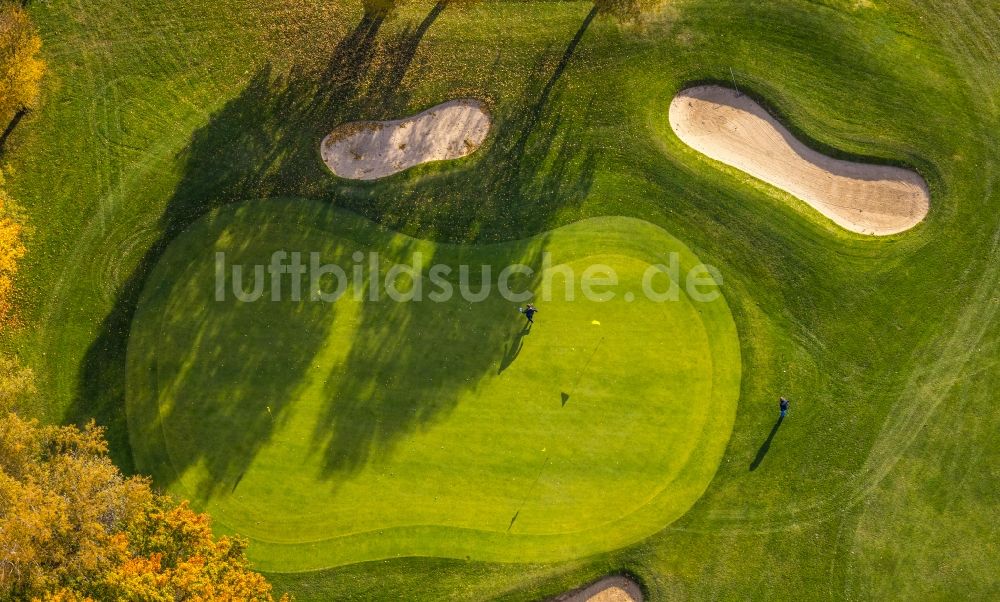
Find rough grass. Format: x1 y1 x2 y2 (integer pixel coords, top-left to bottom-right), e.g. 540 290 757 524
2 0 997 599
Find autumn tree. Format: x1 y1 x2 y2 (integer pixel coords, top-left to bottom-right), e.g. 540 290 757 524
0 353 32 415
0 2 45 152
0 169 26 328
0 2 39 323
0 397 288 601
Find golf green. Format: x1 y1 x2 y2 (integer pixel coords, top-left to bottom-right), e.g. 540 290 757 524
126 199 740 571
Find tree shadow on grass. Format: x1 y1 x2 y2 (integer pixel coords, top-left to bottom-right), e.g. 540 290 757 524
128 205 351 501
308 237 550 479
63 8 394 474
309 14 602 478
67 3 600 490
366 0 451 113
346 47 601 245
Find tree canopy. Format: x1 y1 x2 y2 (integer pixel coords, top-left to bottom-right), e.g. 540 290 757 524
0 387 288 602
0 2 45 124
0 169 26 328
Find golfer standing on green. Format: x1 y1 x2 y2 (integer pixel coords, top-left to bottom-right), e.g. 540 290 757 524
779 396 790 418
519 303 538 324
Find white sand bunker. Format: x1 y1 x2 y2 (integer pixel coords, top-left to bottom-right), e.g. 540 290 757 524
320 99 491 180
669 85 930 235
551 576 643 602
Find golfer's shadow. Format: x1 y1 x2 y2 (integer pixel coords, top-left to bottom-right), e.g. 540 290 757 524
498 323 532 374
749 415 784 471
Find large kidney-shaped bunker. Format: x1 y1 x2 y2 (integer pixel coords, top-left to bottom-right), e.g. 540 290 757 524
670 85 929 235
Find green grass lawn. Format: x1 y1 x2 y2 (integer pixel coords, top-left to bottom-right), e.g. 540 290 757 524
126 199 740 571
3 0 997 599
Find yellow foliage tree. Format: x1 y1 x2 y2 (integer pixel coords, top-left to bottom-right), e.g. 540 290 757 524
0 400 289 601
0 353 34 408
0 168 26 327
0 2 45 125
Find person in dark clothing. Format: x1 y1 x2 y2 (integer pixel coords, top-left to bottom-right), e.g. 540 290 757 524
519 303 538 324
779 396 790 418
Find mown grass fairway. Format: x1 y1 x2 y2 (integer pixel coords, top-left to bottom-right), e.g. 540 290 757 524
4 0 997 598
126 200 739 571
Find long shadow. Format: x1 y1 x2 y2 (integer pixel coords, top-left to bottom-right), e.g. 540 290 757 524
0 108 29 156
498 323 531 374
63 9 392 474
127 203 351 501
367 0 451 113
345 26 602 244
310 11 602 477
311 236 548 478
749 415 784 471
511 4 599 157
67 2 601 489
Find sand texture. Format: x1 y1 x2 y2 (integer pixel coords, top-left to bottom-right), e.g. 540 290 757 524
669 85 929 234
321 99 491 180
550 576 643 602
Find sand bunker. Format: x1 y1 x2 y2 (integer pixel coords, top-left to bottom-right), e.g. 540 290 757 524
320 99 491 180
551 576 643 602
669 85 929 235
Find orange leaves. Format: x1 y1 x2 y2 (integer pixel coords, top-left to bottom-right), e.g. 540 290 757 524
98 506 279 600
0 414 147 597
103 553 173 602
0 5 40 327
0 4 39 328
0 216 23 275
0 410 287 601
0 169 26 328
111 500 280 601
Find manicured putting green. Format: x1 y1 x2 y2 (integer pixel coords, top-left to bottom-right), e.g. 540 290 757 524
126 199 740 572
